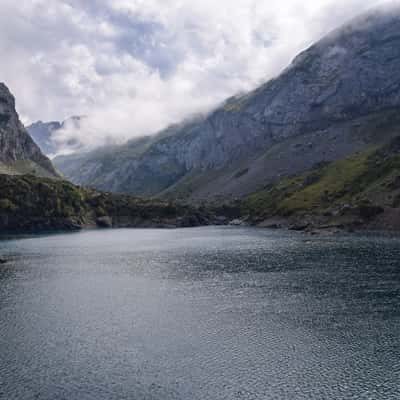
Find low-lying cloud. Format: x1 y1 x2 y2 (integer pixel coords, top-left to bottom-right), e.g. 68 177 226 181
0 0 394 153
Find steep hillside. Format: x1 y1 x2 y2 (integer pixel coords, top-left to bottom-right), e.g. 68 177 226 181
240 136 400 231
54 117 205 196
0 83 58 178
55 6 400 201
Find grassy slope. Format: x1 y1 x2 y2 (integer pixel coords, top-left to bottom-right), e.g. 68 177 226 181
242 138 400 224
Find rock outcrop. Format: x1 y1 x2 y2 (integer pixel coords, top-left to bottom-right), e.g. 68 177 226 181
55 5 400 201
0 83 58 178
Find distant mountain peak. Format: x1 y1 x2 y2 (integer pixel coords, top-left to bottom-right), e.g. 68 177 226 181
27 116 85 156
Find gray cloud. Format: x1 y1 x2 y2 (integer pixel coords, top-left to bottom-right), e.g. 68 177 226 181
0 0 393 152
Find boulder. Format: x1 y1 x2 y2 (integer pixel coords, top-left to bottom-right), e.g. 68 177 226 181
96 216 113 228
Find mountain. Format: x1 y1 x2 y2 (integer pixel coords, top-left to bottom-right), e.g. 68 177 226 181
0 83 58 178
27 116 84 156
54 117 205 196
0 83 218 233
54 6 400 202
26 120 62 155
0 84 219 232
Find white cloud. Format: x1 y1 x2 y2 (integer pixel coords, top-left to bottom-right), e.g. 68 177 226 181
0 0 394 152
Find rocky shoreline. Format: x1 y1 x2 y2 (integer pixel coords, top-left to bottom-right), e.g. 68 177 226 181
247 205 400 235
0 170 398 235
0 174 226 234
1 213 400 237
0 212 223 234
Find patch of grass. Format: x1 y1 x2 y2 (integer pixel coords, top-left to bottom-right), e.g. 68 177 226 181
223 96 247 113
242 139 400 220
279 150 374 214
0 198 17 211
223 103 243 112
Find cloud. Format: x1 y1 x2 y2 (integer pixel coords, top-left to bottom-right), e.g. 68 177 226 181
0 0 394 152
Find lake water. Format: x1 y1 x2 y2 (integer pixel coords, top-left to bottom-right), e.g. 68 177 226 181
0 227 399 399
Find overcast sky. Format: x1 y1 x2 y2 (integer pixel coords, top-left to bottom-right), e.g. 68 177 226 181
0 0 392 150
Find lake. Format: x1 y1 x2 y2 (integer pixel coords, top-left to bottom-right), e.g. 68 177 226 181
0 227 399 399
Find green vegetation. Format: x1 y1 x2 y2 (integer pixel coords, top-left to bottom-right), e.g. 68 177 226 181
222 95 248 112
223 102 243 112
0 198 17 211
242 138 400 221
279 150 375 213
0 174 212 232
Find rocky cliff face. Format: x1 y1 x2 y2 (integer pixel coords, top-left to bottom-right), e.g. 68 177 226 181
55 6 400 200
0 83 58 178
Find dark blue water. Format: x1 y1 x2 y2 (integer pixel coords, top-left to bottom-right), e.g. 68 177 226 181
0 227 399 399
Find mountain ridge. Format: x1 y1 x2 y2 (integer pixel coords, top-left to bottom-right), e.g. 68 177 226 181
53 6 400 201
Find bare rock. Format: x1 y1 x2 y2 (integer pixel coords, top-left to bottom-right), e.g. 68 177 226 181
0 83 58 178
96 216 113 228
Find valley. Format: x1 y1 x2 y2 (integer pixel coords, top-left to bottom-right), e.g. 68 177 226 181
3 6 400 234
